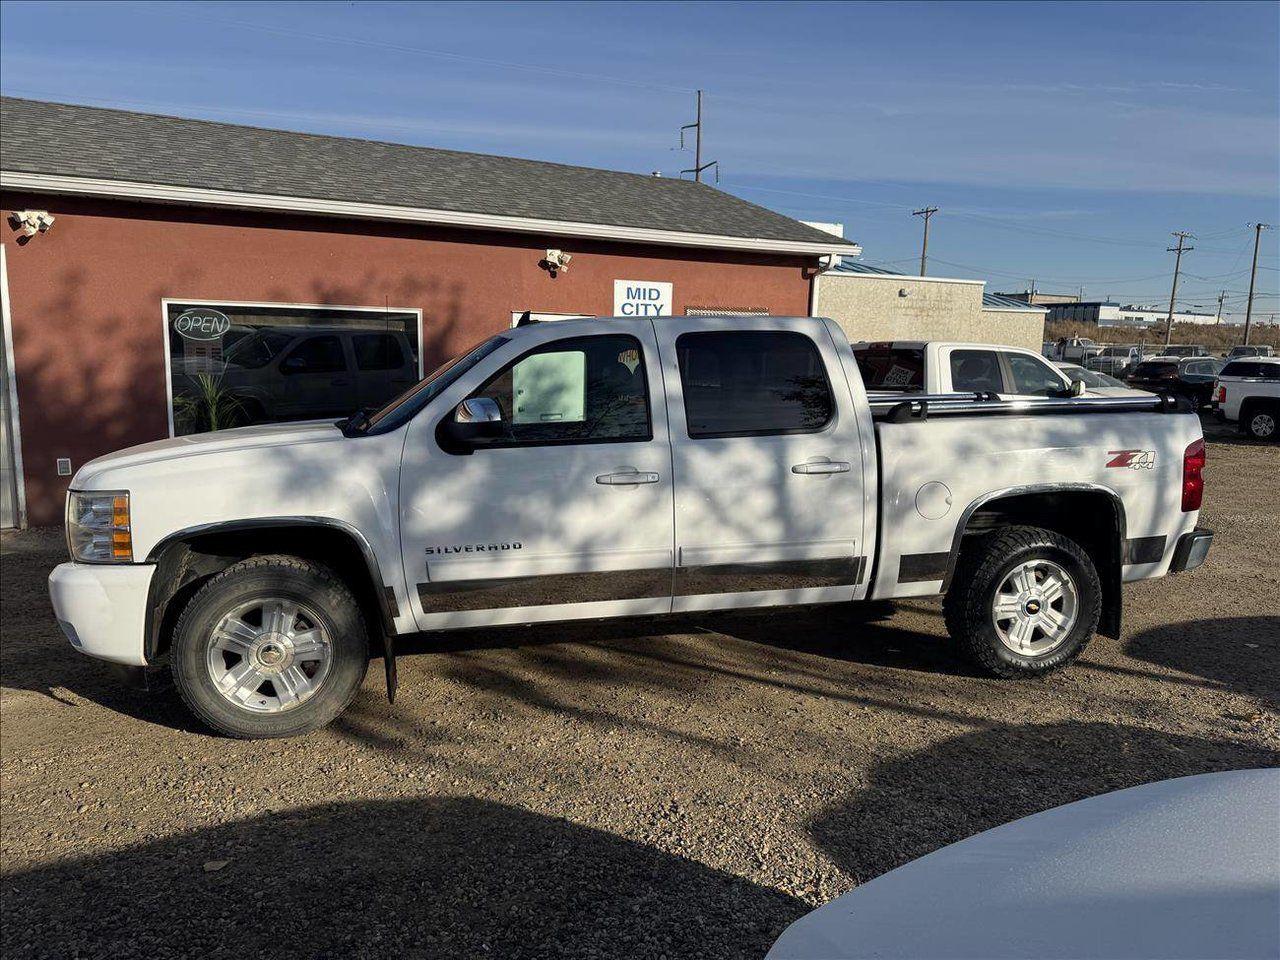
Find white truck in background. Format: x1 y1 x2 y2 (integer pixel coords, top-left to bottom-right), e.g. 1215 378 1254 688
1214 356 1280 441
50 315 1213 738
853 340 1091 398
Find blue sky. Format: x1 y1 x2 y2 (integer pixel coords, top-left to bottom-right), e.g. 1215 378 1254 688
3 0 1277 319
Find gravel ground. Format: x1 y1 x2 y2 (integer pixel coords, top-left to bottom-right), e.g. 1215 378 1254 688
2 417 1277 960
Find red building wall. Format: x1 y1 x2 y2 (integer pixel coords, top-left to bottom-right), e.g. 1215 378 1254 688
1 192 815 524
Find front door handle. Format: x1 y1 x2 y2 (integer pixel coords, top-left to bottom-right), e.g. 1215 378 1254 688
596 470 660 485
791 459 851 475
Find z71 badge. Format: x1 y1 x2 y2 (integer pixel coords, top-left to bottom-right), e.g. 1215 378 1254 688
1106 449 1156 470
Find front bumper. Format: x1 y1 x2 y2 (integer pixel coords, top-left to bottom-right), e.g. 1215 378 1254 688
48 562 155 666
1169 528 1213 574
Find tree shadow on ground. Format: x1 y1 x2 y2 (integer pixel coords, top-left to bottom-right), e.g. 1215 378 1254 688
807 721 1280 888
1124 616 1279 707
0 796 803 960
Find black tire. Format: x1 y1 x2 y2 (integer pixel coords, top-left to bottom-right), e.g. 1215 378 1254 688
170 555 369 738
1241 403 1278 442
943 525 1101 678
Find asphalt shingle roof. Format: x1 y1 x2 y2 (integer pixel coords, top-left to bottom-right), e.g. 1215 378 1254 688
0 97 852 248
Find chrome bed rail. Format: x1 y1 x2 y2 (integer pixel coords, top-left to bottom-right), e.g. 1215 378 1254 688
867 391 1188 422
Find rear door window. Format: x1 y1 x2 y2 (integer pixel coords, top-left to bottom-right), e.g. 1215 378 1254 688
853 347 925 390
949 349 1004 393
677 331 834 438
353 334 406 371
282 335 346 374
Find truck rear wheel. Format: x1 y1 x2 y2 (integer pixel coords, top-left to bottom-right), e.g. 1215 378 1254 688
169 555 369 738
1242 403 1277 441
943 526 1101 678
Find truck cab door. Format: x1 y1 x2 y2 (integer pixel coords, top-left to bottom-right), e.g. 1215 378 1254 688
398 322 675 630
654 316 870 612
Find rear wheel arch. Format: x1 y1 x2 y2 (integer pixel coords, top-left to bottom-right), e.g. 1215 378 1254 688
144 519 395 662
944 486 1125 639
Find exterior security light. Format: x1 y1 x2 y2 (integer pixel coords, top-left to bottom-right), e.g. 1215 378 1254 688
543 249 572 272
10 209 54 237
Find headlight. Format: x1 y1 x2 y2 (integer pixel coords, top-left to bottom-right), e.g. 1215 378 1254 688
66 491 133 563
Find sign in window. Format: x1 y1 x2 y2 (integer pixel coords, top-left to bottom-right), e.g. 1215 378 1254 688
165 301 420 436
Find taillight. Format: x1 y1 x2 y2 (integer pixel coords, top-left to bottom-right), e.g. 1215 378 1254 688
1216 385 1226 403
1182 438 1206 512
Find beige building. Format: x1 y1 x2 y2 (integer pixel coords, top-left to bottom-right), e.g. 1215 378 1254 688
814 261 1047 350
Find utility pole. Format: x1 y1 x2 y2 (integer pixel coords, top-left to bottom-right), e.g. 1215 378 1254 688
680 90 718 183
1215 290 1227 325
1026 279 1037 304
1164 231 1194 346
1243 222 1272 345
913 206 938 276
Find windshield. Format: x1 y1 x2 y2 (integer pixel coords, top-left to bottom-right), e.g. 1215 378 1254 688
1069 366 1121 388
363 334 509 433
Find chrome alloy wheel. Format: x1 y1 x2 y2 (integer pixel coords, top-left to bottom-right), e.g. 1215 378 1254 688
1250 411 1276 439
205 598 332 713
991 559 1079 656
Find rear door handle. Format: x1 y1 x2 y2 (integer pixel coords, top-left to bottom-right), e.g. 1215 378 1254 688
596 470 660 485
791 460 851 475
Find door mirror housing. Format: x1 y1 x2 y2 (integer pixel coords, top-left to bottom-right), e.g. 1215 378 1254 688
438 397 505 453
1069 378 1087 397
281 355 308 373
455 397 503 425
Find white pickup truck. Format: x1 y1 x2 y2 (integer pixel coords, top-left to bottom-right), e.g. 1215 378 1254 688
50 315 1213 738
853 340 1088 398
1214 356 1280 440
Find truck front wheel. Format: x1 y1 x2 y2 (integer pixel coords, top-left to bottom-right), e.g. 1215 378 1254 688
943 526 1101 678
169 555 369 738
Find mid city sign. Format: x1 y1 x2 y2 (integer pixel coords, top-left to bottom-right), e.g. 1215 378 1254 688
613 280 673 317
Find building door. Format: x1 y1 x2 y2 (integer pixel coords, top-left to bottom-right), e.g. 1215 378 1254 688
0 246 23 528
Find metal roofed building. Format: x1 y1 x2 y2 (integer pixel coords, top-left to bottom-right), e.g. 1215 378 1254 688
0 96 857 525
814 259 1047 350
1042 301 1220 327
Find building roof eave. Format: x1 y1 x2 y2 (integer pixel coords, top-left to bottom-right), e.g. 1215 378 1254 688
1 170 860 258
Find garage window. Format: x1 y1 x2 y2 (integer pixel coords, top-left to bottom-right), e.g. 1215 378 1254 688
165 301 420 436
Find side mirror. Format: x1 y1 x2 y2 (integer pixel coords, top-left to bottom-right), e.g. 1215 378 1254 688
1069 378 1086 397
282 355 307 373
455 397 503 425
438 397 505 453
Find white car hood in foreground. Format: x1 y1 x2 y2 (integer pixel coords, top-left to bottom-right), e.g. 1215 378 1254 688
72 420 344 489
768 769 1280 960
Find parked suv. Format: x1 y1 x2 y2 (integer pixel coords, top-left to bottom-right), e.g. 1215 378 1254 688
1126 357 1224 407
1160 345 1210 359
1214 356 1280 441
173 326 420 429
1225 345 1275 360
